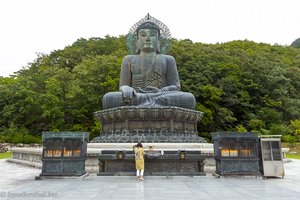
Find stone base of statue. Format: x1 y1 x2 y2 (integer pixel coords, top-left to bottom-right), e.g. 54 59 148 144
92 106 206 143
91 106 207 176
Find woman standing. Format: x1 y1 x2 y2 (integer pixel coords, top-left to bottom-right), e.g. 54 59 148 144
134 142 145 181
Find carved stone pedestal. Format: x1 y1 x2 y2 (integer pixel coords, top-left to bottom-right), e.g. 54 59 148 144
92 106 207 176
91 106 206 143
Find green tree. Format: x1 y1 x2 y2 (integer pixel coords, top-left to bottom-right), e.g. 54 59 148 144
235 124 247 132
291 38 300 48
248 119 265 133
290 119 300 139
269 124 291 136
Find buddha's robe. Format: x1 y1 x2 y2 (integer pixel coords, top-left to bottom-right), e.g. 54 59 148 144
102 54 196 110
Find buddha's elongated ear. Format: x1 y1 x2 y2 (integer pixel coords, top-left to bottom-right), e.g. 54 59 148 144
156 40 161 53
136 40 141 54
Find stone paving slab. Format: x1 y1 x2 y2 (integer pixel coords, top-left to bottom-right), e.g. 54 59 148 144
0 159 300 200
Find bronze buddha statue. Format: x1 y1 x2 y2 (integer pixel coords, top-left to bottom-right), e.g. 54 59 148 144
102 17 196 110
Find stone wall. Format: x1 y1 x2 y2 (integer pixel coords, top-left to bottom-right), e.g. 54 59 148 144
7 147 100 173
0 143 41 152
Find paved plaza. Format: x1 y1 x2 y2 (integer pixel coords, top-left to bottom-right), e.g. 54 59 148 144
0 159 300 200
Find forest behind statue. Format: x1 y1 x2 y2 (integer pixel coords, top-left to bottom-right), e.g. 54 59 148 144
0 35 300 144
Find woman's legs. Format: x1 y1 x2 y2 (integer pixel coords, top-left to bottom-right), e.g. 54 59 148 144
136 170 144 181
140 170 144 181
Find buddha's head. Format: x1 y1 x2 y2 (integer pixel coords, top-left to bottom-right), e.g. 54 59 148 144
136 22 161 54
126 14 171 55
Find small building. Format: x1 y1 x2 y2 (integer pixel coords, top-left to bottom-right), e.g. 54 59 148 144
260 135 285 178
211 132 260 176
40 132 89 177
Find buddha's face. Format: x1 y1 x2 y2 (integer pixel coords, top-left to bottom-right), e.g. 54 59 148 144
137 28 159 53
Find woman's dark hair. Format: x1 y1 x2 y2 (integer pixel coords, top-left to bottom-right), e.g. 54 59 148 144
136 142 143 148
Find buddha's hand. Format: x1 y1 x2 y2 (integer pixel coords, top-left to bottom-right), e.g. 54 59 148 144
138 86 161 93
120 85 137 102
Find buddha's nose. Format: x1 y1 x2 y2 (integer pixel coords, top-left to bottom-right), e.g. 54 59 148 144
146 33 151 41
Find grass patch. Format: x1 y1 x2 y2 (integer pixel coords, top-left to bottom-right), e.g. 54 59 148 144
282 142 300 160
286 154 300 160
0 152 12 159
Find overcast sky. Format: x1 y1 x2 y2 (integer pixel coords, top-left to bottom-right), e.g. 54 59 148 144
1 0 299 77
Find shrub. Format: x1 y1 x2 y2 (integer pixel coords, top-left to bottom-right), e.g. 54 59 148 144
269 123 291 135
235 124 247 132
282 135 298 143
23 134 42 144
